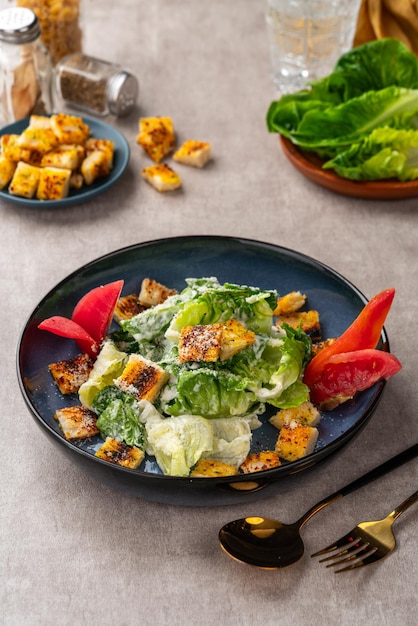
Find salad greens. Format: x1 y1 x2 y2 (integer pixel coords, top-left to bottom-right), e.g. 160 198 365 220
266 38 418 180
80 277 312 476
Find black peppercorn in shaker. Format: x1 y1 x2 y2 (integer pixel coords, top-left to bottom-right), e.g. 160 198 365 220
54 52 138 116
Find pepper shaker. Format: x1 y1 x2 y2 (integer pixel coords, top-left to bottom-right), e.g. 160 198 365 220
54 52 139 117
0 6 52 126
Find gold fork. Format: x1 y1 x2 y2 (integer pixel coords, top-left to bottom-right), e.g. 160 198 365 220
311 489 418 572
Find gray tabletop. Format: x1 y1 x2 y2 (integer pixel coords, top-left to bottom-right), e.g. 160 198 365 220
1 1 417 625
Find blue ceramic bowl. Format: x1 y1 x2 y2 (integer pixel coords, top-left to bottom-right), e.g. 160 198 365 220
17 236 389 505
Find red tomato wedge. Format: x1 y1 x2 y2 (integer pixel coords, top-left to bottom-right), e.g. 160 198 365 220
38 316 98 358
309 349 402 410
303 288 395 390
71 280 124 345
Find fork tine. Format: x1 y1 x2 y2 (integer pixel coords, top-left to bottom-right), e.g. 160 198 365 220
318 539 369 563
332 547 379 573
311 534 362 557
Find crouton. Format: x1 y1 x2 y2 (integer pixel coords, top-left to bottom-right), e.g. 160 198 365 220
173 140 211 168
138 278 177 307
275 424 318 461
141 163 182 192
36 166 72 200
179 323 223 362
276 310 321 340
85 138 114 170
81 150 110 185
95 437 144 469
137 116 175 163
240 450 282 474
54 405 99 440
273 291 306 315
41 144 85 170
1 134 32 163
48 353 94 394
0 155 17 189
113 294 145 321
50 113 90 144
114 354 169 402
311 337 337 357
270 401 321 429
219 319 255 360
8 161 41 198
18 127 59 153
190 459 239 477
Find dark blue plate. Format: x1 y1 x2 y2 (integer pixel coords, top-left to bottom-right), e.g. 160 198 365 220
0 116 130 208
17 236 389 505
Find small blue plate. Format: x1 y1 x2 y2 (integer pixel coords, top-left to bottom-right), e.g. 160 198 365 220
0 115 130 208
17 236 390 505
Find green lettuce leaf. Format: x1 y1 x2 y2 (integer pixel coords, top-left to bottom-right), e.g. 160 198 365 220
145 414 214 477
79 340 127 408
93 386 146 449
323 127 418 181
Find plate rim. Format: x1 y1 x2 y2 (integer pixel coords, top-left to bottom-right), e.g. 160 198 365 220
0 114 130 208
280 135 418 200
16 235 388 485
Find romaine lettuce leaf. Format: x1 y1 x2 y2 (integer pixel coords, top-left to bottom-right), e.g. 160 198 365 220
160 367 260 419
93 386 146 448
165 281 277 340
78 340 127 408
323 127 418 181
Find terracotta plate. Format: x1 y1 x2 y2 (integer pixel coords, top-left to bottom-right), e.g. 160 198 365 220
280 135 418 200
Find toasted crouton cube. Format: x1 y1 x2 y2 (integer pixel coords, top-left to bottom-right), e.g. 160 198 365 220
139 278 177 307
220 319 255 360
173 140 211 168
81 150 110 185
137 116 175 163
8 161 41 198
275 425 318 461
48 353 94 394
1 134 33 163
0 155 17 189
54 405 99 440
179 323 223 362
240 450 282 473
28 115 52 129
311 337 336 357
113 294 145 321
270 401 321 429
36 167 71 200
95 437 144 469
190 459 239 477
115 354 169 402
276 310 321 340
273 291 306 315
18 127 59 153
70 172 84 189
141 163 182 192
41 144 85 170
50 113 90 144
85 138 114 170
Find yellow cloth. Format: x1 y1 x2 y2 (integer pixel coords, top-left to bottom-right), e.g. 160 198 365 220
354 0 418 55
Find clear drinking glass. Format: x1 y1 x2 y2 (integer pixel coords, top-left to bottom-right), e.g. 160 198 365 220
265 0 362 94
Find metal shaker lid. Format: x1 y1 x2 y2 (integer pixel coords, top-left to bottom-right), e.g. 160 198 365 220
0 7 41 44
107 71 139 116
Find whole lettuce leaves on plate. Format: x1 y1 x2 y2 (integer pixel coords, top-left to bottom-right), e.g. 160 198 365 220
266 38 418 180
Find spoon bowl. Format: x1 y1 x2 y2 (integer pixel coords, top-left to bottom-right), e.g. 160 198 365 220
218 444 418 569
220 517 304 569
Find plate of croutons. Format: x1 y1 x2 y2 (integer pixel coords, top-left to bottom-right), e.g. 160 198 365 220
17 236 395 505
0 113 130 207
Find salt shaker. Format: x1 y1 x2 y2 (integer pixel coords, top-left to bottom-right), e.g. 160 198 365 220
0 6 52 126
54 52 139 117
